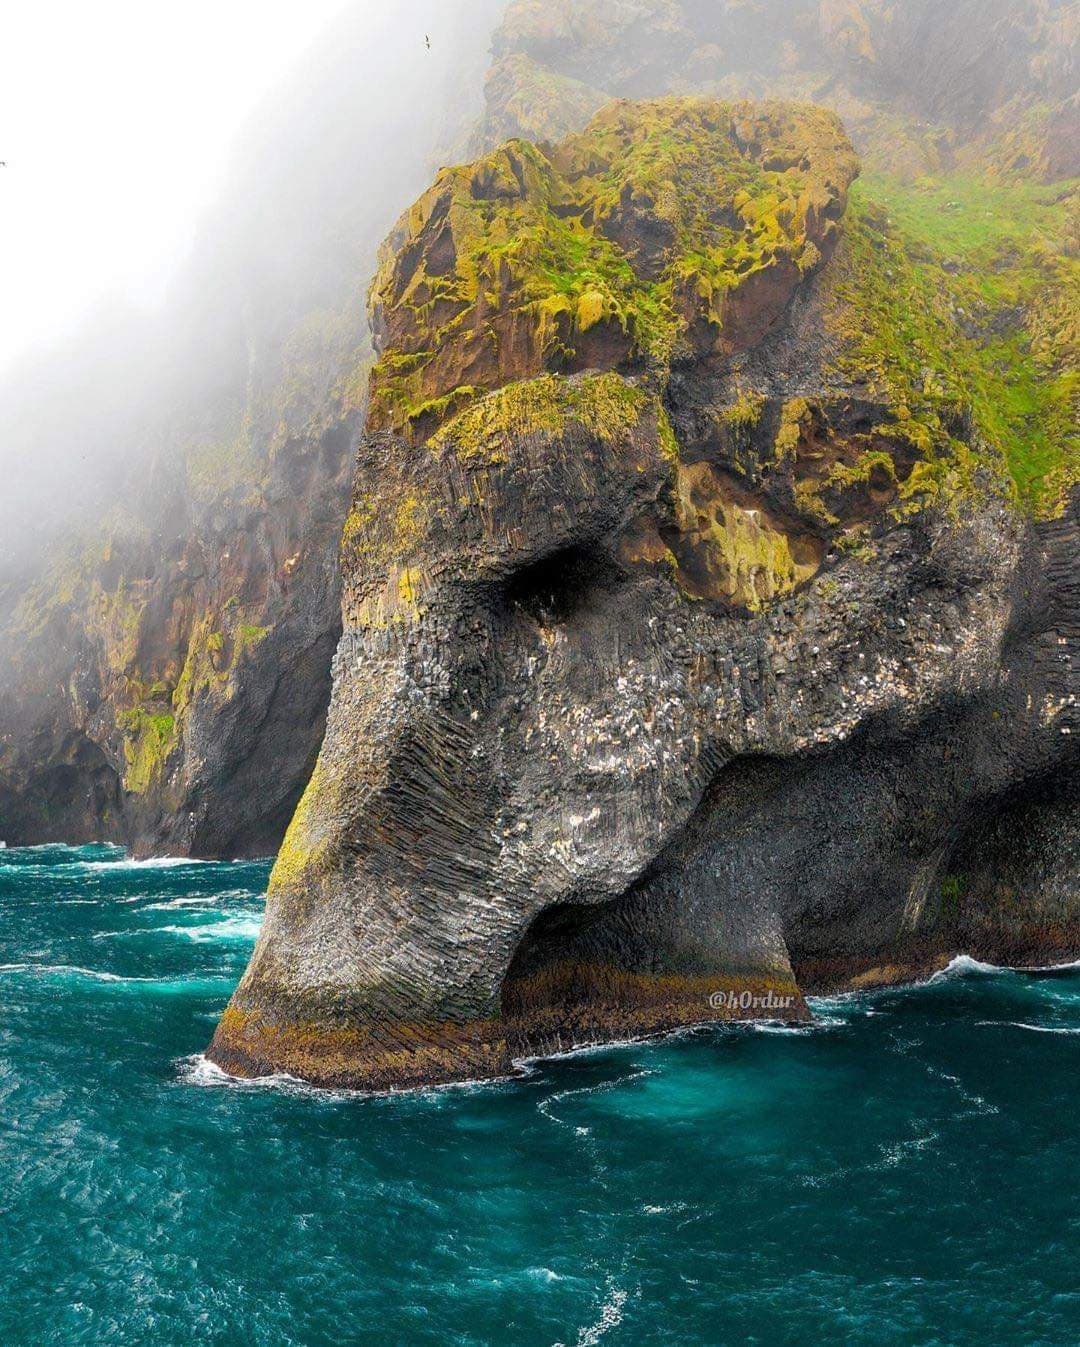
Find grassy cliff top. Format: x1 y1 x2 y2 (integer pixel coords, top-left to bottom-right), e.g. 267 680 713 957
827 173 1078 515
367 97 858 443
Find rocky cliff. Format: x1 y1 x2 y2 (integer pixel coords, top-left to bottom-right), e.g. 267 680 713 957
1 3 1076 1076
208 96 1078 1090
0 362 357 856
0 2 501 854
0 180 367 855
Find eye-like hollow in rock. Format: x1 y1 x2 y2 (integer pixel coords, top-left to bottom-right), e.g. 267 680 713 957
503 544 625 629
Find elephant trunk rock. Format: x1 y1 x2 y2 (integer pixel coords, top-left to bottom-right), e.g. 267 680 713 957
209 98 1078 1091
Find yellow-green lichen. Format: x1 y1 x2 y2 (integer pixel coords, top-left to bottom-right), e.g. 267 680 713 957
774 398 812 459
171 615 231 716
669 462 819 610
368 98 857 442
269 759 339 894
342 494 425 567
430 372 649 462
657 406 680 466
121 709 177 795
396 567 422 612
717 389 767 434
235 623 270 657
714 505 803 610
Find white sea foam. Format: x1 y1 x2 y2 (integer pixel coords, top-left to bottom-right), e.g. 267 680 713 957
1 843 118 854
526 1266 564 1284
80 856 208 871
799 955 1080 1016
158 915 263 942
931 953 1080 981
177 1054 372 1099
145 891 254 911
513 1017 756 1071
748 1019 824 1035
178 1050 530 1102
560 1285 631 1347
873 1129 939 1170
805 986 888 1012
929 954 1007 980
537 1067 655 1143
0 962 128 982
512 1013 839 1073
929 1067 999 1116
98 913 263 943
0 963 234 995
804 953 1080 1005
976 1020 1080 1035
178 1054 306 1090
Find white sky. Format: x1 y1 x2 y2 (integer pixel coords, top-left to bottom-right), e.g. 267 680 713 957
0 0 353 375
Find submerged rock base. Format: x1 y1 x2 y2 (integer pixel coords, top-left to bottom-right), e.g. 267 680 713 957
210 973 810 1092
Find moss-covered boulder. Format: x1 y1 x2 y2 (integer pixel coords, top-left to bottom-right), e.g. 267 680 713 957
368 98 858 443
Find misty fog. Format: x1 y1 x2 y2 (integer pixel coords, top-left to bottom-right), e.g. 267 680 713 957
0 0 504 581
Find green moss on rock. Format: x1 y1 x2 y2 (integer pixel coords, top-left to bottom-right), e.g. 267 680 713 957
826 173 1079 516
269 759 341 894
121 709 177 795
235 623 270 656
367 97 858 444
430 371 650 462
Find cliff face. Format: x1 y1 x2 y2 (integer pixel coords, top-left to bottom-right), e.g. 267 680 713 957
0 361 357 855
208 96 1078 1090
0 187 365 856
3 3 1076 1084
0 2 502 855
481 0 1079 180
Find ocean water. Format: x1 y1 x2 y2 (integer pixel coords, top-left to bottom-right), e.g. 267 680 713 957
1 845 1078 1346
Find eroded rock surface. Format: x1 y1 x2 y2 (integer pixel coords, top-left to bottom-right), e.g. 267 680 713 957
209 100 1078 1089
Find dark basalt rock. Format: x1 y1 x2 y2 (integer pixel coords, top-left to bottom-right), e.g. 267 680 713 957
208 99 1079 1091
0 415 353 858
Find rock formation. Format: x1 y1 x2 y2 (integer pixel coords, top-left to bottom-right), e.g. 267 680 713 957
208 98 1078 1090
1 0 1073 860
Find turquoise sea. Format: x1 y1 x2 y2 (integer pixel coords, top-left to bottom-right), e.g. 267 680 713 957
2 844 1078 1345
